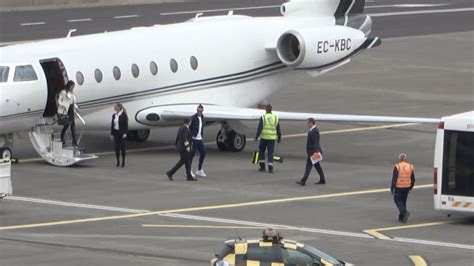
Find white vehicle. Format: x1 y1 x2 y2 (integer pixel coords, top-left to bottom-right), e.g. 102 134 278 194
0 0 439 166
433 111 474 215
0 159 12 199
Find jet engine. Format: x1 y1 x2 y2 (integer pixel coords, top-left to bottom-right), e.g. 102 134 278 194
276 26 370 69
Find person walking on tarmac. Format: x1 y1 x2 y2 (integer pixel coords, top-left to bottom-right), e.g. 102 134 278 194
255 105 281 173
190 104 207 177
110 103 128 168
391 153 415 223
166 118 197 182
296 118 326 186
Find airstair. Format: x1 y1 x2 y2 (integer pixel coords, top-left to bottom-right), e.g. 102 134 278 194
29 113 98 166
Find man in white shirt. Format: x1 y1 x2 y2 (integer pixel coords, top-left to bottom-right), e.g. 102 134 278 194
190 105 207 177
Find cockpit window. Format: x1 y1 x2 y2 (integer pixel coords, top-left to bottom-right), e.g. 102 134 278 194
13 65 38 82
0 66 10 82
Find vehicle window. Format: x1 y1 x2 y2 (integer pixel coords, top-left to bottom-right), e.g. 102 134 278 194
113 66 121 80
216 245 234 259
94 69 103 83
13 65 38 82
76 71 84 85
245 246 278 262
150 61 158 76
0 66 9 82
282 249 315 266
170 59 178 73
132 64 140 78
442 130 474 196
303 245 340 265
190 56 198 70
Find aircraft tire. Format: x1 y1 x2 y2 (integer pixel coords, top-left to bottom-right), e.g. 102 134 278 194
227 131 246 152
0 148 12 161
216 131 228 151
129 130 150 142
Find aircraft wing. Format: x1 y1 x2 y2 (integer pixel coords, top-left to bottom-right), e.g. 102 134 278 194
136 105 440 126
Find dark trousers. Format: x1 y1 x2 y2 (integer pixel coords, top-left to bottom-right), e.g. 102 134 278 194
60 120 77 145
113 133 126 165
191 139 206 170
169 151 192 179
259 139 275 169
300 156 326 184
394 189 409 219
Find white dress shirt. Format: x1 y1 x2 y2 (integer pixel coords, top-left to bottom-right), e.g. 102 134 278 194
113 111 123 131
194 116 203 140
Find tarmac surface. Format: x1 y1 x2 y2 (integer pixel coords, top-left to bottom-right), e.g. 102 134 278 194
0 0 473 43
1 1 474 266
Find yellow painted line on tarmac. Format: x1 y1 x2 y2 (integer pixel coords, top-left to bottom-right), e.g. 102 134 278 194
364 229 392 240
18 123 419 162
409 255 428 266
364 219 457 240
143 224 264 229
284 123 419 139
0 184 431 231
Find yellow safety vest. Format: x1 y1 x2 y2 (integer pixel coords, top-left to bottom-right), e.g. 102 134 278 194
395 162 414 189
260 113 278 140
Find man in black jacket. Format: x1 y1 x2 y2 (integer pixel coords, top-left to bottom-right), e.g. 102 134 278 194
190 104 207 177
166 118 197 181
296 118 326 186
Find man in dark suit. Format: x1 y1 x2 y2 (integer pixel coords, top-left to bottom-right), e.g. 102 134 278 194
296 118 326 186
166 118 197 181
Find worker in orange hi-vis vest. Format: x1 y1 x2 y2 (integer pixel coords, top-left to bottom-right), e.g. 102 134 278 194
391 153 416 223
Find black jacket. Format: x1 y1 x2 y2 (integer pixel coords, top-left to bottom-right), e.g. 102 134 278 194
175 125 192 153
110 112 129 136
306 127 323 155
189 114 204 138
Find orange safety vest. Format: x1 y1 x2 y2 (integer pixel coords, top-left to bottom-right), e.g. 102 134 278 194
394 161 414 189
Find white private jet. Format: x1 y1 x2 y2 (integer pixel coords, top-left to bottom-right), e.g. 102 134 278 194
0 0 439 166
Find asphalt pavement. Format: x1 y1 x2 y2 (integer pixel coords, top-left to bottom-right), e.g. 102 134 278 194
0 0 473 43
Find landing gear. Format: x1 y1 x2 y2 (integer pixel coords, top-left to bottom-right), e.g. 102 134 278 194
216 122 246 152
0 147 12 161
0 134 14 161
128 129 150 142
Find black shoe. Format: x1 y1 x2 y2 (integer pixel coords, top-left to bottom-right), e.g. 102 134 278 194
166 172 173 181
121 163 125 168
315 181 326 185
296 181 305 186
268 168 273 173
402 212 410 224
187 177 198 181
116 162 120 167
258 168 265 172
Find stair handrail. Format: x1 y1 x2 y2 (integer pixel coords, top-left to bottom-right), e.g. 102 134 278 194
75 111 86 145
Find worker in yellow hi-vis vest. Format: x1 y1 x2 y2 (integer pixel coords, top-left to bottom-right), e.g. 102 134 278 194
391 153 416 223
255 105 281 173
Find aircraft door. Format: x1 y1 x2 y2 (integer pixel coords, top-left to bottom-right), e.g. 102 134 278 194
40 58 69 117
